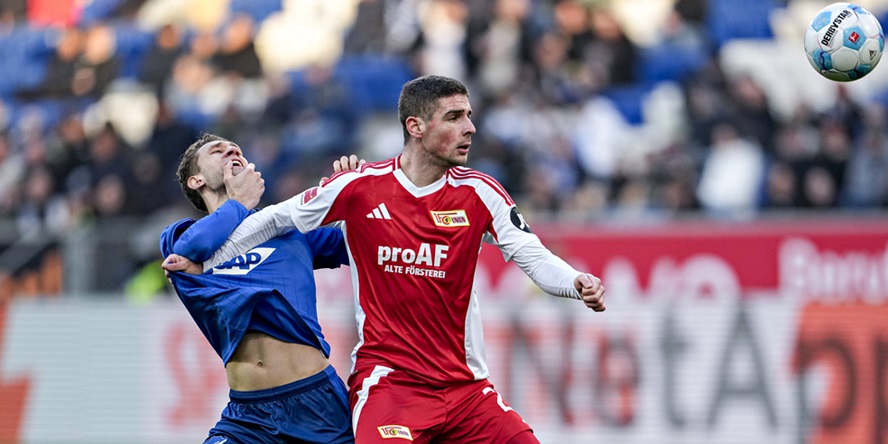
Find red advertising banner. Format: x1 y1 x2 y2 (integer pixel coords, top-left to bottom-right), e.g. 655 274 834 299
477 218 888 296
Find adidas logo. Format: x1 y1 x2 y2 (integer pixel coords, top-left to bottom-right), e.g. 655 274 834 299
367 203 392 220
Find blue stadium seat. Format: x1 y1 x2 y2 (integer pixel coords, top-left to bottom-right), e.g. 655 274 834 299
599 84 655 125
113 25 156 79
229 0 283 23
637 43 708 85
707 0 777 47
0 26 55 96
80 0 125 26
333 55 415 113
0 26 56 60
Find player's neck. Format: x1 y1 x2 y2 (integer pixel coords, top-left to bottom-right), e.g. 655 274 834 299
202 193 228 214
399 149 448 188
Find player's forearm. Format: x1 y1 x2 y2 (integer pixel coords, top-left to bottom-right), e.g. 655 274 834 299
173 200 250 262
204 198 298 270
511 240 583 299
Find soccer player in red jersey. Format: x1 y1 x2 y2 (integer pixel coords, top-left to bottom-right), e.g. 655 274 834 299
199 75 606 443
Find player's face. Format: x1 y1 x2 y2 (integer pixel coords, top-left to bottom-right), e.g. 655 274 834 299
420 94 475 167
194 140 247 191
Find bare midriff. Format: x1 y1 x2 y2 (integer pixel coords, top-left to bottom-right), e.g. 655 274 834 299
225 331 329 391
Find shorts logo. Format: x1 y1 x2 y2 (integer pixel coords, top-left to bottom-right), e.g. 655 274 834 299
431 210 469 227
377 425 413 440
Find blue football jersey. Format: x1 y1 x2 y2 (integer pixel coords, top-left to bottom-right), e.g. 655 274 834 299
160 200 348 364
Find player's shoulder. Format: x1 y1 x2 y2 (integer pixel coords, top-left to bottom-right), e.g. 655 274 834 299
447 167 505 192
448 166 501 184
448 167 512 201
159 218 196 255
320 157 398 188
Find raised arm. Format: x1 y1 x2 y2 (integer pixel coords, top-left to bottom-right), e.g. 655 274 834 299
172 200 250 262
171 161 264 262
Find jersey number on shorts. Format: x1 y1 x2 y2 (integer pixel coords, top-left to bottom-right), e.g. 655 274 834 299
482 387 514 413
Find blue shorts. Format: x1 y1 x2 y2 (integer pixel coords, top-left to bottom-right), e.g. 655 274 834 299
204 365 354 444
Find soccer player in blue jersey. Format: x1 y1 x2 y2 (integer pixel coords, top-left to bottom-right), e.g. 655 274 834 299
159 133 356 444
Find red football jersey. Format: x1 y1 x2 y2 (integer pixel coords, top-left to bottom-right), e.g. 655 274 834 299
290 156 541 385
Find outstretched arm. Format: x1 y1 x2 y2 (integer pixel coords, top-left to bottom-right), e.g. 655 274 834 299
510 239 606 311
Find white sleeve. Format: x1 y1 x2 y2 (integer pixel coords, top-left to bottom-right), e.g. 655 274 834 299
510 237 583 299
203 175 353 271
202 196 302 271
465 175 581 299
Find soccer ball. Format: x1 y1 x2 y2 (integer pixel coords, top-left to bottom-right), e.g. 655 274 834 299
804 2 884 81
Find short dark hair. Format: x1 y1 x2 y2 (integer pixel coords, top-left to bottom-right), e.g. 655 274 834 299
398 75 469 142
177 132 228 212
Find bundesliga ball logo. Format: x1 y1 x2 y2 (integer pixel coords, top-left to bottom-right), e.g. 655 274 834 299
804 2 884 81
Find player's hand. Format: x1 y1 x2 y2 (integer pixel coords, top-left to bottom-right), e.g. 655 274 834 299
334 154 365 173
225 161 264 210
575 273 605 312
321 155 365 185
162 254 203 275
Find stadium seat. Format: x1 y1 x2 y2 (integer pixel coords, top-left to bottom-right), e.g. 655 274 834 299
113 25 156 79
637 43 708 85
79 0 125 26
0 26 55 96
707 0 777 47
599 84 654 125
333 55 415 113
229 0 284 23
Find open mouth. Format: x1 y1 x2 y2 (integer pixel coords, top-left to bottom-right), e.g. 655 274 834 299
229 159 245 174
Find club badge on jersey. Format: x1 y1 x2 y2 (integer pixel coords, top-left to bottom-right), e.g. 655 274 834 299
430 210 470 227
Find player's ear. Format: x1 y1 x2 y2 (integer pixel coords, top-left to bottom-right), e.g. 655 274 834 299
187 174 204 191
406 116 424 138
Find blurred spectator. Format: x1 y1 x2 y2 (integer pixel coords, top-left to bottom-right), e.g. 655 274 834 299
343 0 388 54
0 132 23 216
726 73 775 153
147 101 198 173
17 27 84 99
212 14 262 79
415 0 469 80
467 0 533 98
92 172 127 218
138 22 185 95
0 0 26 24
124 149 167 214
16 165 71 235
696 122 766 213
763 161 799 209
71 24 121 98
86 123 131 190
844 127 888 208
587 6 637 86
801 165 838 209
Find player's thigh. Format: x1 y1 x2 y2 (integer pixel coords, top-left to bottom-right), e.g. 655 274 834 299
350 367 445 444
438 381 533 444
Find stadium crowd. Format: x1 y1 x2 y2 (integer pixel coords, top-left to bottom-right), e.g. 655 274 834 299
0 0 887 240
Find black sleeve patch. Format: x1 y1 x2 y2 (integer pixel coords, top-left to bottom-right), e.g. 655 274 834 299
510 207 532 233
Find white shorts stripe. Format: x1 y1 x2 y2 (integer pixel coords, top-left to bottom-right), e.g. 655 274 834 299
352 365 394 432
